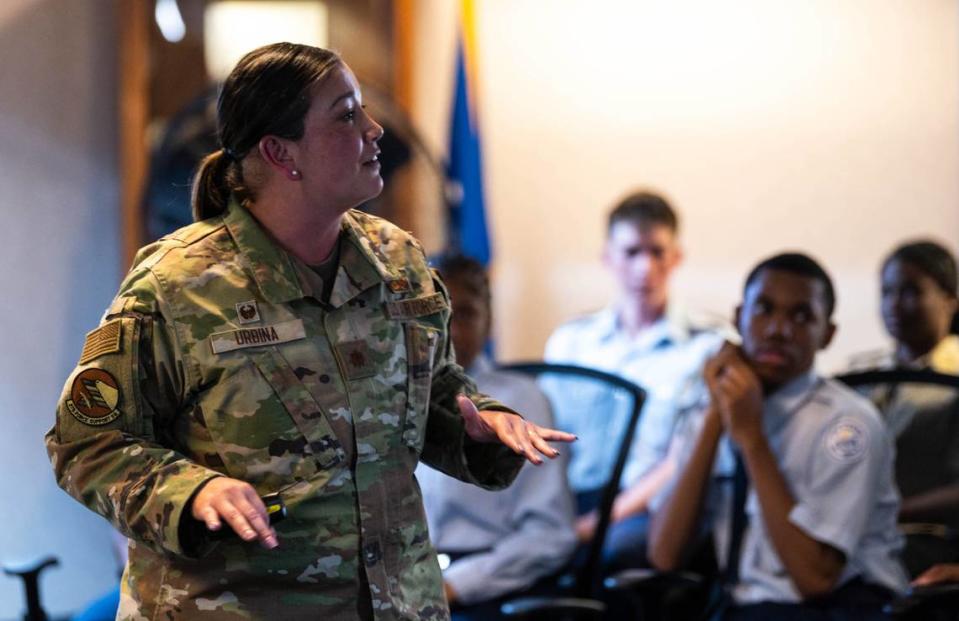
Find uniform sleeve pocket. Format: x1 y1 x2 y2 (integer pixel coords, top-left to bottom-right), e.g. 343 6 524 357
402 323 439 452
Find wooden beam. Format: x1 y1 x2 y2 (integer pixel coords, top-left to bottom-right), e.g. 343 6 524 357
393 0 415 115
117 0 150 270
390 0 417 231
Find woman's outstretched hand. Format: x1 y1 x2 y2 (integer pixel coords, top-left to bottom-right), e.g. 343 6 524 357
456 394 576 465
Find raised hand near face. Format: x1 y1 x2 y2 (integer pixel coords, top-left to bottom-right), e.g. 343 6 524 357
704 342 765 452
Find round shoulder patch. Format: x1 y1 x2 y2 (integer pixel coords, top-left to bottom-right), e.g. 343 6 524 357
65 369 122 426
825 418 868 462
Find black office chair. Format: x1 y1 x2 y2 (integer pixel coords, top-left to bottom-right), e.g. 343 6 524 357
836 368 959 621
3 556 60 621
492 362 646 621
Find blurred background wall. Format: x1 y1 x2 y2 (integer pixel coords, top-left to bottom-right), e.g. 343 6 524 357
409 0 959 373
0 0 957 617
0 0 122 617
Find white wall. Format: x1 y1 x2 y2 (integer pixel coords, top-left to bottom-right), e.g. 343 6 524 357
408 0 959 372
0 0 121 617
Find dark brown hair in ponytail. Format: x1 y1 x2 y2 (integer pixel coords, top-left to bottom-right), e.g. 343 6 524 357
190 42 342 221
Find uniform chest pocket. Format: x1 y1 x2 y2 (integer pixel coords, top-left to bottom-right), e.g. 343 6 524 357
402 323 439 453
201 351 346 490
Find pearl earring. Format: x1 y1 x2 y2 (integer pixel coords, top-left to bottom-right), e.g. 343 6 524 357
291 169 300 178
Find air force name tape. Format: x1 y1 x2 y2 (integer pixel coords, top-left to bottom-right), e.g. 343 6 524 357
385 293 447 320
210 319 307 354
66 369 122 426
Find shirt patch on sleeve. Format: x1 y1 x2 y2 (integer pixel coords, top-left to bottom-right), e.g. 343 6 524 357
210 319 306 354
66 369 122 426
79 319 122 365
384 293 447 319
825 419 868 462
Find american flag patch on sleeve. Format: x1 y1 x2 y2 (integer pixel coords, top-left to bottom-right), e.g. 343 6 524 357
79 319 122 364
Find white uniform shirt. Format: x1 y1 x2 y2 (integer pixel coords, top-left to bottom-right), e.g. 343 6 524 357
416 355 577 605
665 372 908 604
544 305 725 492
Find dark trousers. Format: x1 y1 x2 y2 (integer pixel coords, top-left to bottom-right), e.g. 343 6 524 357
444 550 562 621
575 488 651 573
721 578 894 621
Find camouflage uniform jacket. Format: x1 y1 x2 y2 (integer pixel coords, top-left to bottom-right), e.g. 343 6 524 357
46 202 524 620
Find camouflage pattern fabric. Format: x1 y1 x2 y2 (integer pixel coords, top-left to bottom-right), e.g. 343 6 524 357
46 201 524 620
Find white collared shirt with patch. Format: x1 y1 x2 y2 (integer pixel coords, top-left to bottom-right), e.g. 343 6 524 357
664 372 908 604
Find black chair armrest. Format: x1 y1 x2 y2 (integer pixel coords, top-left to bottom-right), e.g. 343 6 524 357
885 582 959 619
604 567 706 591
500 596 606 620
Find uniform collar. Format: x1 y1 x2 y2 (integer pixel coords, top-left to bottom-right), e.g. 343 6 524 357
764 370 820 418
223 201 389 308
596 303 693 349
329 210 395 308
223 199 303 304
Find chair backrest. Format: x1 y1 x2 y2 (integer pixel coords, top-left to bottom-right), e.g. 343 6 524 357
498 361 647 598
835 368 959 578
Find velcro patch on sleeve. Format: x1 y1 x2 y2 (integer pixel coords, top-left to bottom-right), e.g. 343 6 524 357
825 418 868 462
385 293 447 319
65 368 122 426
79 319 122 365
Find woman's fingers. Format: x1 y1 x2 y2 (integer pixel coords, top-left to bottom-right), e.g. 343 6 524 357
231 489 277 549
191 477 278 549
527 427 560 460
532 426 576 443
511 420 543 465
199 506 221 531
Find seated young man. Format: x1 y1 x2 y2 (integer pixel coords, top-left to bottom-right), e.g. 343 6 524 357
544 191 725 570
416 255 577 621
649 253 907 620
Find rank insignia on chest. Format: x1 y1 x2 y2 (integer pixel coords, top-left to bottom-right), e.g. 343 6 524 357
235 300 261 324
387 278 410 293
335 340 377 380
65 368 122 426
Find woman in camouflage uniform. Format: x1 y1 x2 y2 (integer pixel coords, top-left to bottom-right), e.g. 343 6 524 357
47 43 573 621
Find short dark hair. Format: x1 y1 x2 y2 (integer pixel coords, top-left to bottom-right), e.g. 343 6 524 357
744 252 837 318
435 254 491 307
883 239 958 298
607 190 678 235
191 42 342 221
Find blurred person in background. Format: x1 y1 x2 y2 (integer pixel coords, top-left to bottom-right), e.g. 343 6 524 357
544 190 725 571
417 255 577 621
848 239 959 577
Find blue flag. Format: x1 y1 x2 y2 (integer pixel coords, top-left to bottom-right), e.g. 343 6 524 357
447 39 491 266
